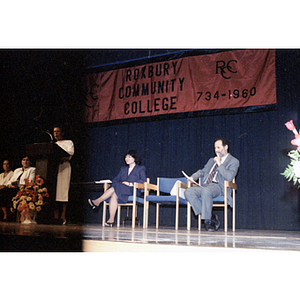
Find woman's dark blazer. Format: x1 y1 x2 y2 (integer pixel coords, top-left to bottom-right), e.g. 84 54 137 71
111 165 147 203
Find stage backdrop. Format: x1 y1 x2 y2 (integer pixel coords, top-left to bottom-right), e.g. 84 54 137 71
84 49 276 123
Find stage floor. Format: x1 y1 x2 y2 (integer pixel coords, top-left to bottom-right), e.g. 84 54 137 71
1 221 300 252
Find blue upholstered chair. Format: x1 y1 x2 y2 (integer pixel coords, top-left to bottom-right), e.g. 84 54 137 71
102 179 149 229
143 177 188 230
186 178 237 232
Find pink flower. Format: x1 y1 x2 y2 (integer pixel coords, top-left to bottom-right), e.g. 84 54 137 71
285 120 296 131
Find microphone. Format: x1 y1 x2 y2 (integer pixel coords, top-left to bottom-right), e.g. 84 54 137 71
45 130 54 142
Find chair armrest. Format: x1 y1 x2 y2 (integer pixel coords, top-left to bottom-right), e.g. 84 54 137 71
133 182 145 189
178 182 189 189
225 180 237 190
144 182 158 192
104 182 110 191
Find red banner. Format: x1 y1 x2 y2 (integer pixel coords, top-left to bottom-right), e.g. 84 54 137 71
84 49 276 123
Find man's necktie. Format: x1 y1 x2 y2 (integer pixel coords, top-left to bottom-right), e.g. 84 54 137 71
206 163 218 184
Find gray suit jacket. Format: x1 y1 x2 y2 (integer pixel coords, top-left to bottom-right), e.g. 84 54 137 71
191 153 239 207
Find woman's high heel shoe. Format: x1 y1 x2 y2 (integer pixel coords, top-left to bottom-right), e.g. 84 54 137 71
105 222 114 227
87 199 97 210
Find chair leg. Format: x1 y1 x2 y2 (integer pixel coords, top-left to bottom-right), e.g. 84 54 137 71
143 202 146 228
233 204 235 232
117 206 121 227
102 202 107 227
143 201 148 229
224 204 228 232
175 205 179 231
187 203 191 231
156 204 159 229
198 214 201 231
147 202 149 227
132 205 136 229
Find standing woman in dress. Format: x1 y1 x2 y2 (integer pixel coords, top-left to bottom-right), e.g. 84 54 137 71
88 149 147 226
0 160 14 221
53 126 74 225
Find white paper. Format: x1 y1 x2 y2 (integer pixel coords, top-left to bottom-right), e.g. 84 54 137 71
170 180 186 199
94 179 112 184
181 170 201 186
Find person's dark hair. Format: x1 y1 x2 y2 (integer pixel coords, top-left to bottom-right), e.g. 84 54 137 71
215 138 229 151
21 155 31 161
53 125 65 133
124 149 142 165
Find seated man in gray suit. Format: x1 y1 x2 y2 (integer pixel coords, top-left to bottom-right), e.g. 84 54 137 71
184 138 239 232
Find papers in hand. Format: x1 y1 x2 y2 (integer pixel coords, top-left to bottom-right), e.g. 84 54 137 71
94 179 112 184
181 170 201 186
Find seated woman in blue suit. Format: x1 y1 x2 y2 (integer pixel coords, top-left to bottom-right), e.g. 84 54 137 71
88 149 147 226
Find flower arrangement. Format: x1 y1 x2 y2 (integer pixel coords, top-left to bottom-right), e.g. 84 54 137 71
282 120 300 187
12 175 49 223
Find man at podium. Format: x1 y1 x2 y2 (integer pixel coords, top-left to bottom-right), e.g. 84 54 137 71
53 126 74 225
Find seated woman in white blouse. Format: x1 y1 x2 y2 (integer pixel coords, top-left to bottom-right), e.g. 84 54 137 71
7 156 36 188
0 159 14 221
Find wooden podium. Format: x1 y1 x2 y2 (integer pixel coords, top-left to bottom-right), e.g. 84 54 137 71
26 142 70 204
